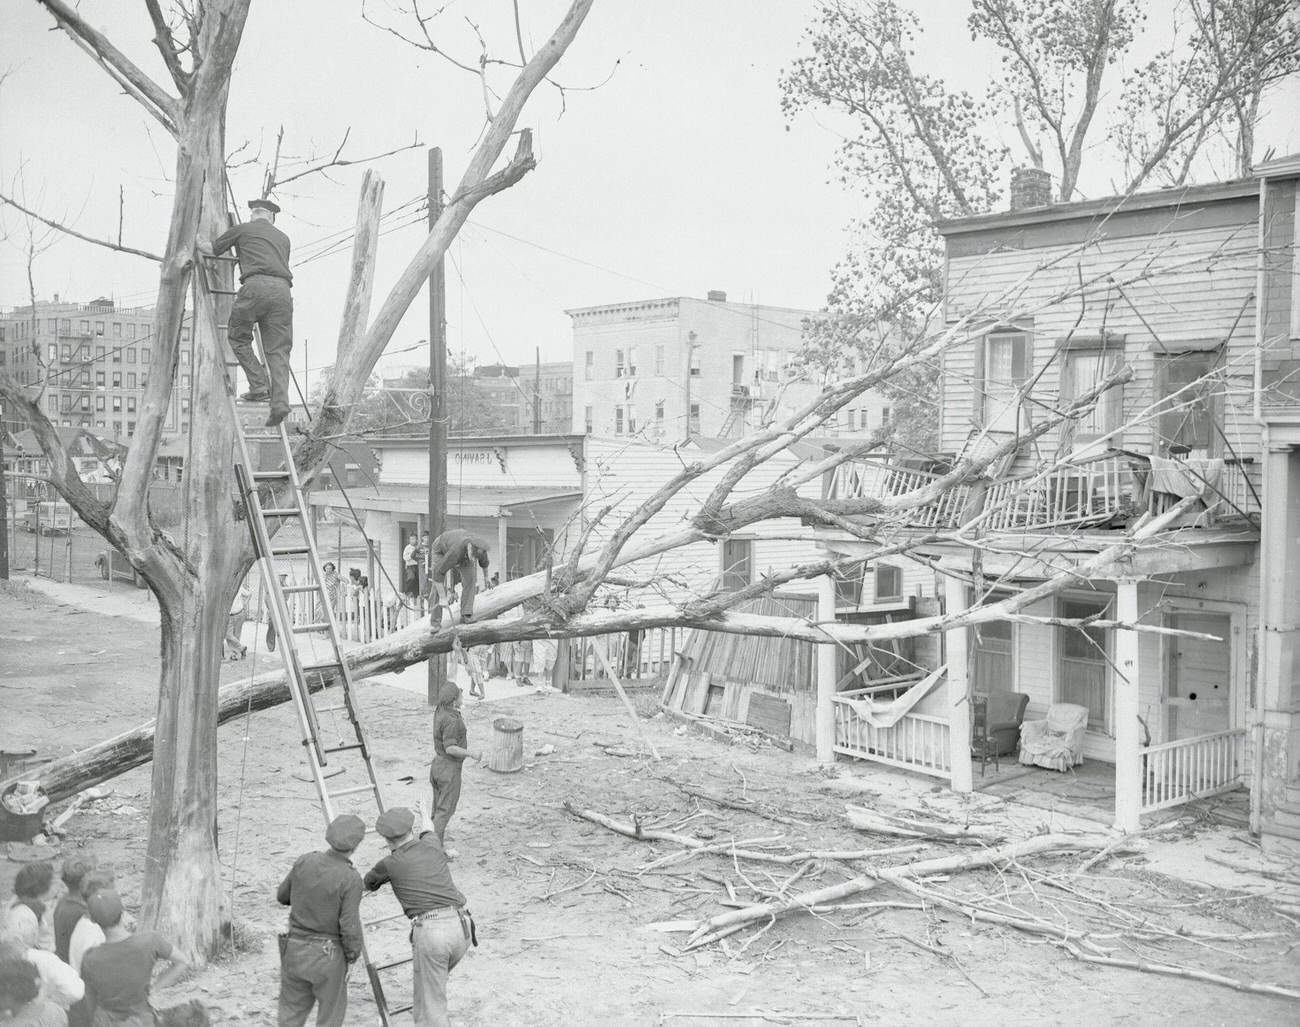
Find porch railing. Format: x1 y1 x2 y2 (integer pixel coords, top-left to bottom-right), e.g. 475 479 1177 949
831 695 952 779
826 459 969 530
980 454 1139 532
1140 728 1245 813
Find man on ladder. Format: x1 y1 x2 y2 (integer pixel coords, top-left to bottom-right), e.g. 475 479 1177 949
213 197 295 427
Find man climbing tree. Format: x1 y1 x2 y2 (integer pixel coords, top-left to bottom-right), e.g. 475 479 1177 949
211 197 295 427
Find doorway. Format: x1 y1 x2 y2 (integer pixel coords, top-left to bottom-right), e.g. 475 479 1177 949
1163 612 1231 740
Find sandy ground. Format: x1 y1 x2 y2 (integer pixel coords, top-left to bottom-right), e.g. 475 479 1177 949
2 574 1299 1026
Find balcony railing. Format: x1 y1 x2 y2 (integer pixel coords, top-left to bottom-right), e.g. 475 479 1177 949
827 449 1261 534
1140 729 1244 813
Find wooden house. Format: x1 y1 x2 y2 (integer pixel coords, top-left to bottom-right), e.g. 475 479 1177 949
812 161 1300 846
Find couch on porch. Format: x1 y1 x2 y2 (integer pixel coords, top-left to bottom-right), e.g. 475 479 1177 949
1018 703 1089 772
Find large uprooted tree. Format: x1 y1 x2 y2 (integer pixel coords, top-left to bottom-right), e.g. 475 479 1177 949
2 0 1297 966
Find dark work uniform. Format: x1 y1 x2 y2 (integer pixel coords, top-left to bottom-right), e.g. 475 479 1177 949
276 848 363 1027
430 690 469 843
80 930 173 1027
53 892 87 962
430 530 491 618
213 218 294 418
364 833 469 1027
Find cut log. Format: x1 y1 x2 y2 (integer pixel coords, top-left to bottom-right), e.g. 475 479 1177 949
844 805 1007 844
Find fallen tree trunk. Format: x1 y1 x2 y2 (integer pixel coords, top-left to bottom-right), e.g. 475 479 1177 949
682 832 1131 951
844 805 1008 844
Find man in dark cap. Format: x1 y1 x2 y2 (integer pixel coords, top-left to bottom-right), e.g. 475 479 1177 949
79 889 192 1025
275 814 366 1027
364 803 474 1027
211 197 296 427
428 529 492 623
430 682 483 857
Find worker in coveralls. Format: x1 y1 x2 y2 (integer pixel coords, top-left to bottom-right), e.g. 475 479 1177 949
275 814 365 1027
212 197 295 427
365 805 476 1027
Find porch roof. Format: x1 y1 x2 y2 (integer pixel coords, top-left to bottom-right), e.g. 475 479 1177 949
821 528 1258 579
307 484 581 519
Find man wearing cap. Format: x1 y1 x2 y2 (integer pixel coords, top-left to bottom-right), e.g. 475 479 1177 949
78 889 192 1026
364 803 474 1027
275 813 366 1027
211 197 295 427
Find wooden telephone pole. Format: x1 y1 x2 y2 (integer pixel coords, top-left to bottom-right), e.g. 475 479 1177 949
427 148 448 703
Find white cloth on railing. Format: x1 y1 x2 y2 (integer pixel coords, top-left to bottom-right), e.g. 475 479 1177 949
1149 456 1223 500
840 665 946 728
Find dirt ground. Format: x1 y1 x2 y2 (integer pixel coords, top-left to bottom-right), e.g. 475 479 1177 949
2 575 1298 1026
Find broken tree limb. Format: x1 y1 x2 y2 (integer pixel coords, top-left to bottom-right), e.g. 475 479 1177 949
681 832 1132 951
844 805 1008 844
1058 942 1300 1001
590 641 660 759
640 842 926 873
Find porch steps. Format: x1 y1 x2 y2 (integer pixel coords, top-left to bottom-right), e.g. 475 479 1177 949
1270 801 1300 831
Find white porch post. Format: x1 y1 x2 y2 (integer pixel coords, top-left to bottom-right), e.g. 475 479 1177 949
944 573 973 793
497 514 509 578
816 571 838 765
1114 578 1142 832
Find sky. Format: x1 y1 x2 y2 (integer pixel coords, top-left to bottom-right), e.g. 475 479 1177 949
3 1 1299 392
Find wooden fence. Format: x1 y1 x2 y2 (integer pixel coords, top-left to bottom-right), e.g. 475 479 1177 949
831 695 953 779
1140 728 1245 813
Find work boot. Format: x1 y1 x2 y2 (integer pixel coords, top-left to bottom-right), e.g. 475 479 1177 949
266 403 290 427
239 390 270 402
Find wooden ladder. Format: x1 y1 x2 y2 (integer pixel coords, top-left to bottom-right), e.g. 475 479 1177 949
197 255 414 1023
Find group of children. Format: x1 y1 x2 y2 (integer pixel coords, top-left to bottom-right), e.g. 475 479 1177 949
0 857 190 1025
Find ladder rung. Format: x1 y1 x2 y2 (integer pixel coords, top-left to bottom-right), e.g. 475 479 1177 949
293 621 331 633
389 1003 413 1015
314 702 348 714
281 584 320 594
301 660 343 673
328 783 378 799
271 545 311 556
252 470 290 480
364 912 410 929
324 742 365 756
262 508 302 518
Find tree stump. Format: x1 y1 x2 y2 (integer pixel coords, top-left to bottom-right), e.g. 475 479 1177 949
487 717 524 773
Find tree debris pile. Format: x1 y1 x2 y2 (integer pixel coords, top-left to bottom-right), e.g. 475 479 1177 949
561 771 1300 1003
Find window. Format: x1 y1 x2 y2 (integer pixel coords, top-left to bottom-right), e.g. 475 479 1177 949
142 348 150 362
584 350 594 380
732 354 745 385
977 331 1030 431
127 348 136 364
60 395 71 413
971 597 1014 695
112 323 122 338
845 411 855 431
141 375 147 388
181 327 191 342
1154 349 1221 456
48 343 57 361
614 405 625 435
181 397 190 413
96 372 107 387
690 351 701 377
1058 596 1110 730
62 344 72 360
112 372 122 387
1060 337 1123 451
627 347 637 377
584 406 593 433
125 373 135 389
128 324 137 339
96 396 105 411
96 346 105 361
95 321 105 335
79 396 90 411
615 349 626 378
60 319 70 333
127 397 137 413
80 320 89 334
46 395 58 412
627 405 637 433
689 403 701 435
112 397 122 412
832 561 865 606
655 344 665 375
180 350 190 364
47 319 56 332
113 420 122 431
720 538 753 591
874 563 903 603
655 401 665 425
181 375 190 388
880 407 891 427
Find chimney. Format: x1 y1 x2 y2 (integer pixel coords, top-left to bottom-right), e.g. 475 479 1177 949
706 290 727 303
1009 167 1052 212
53 294 59 304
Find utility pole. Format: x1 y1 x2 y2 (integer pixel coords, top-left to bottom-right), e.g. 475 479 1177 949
427 147 448 704
533 347 542 434
0 406 8 580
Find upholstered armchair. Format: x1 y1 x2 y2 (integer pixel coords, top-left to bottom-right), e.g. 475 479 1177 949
971 692 1029 774
1018 703 1089 771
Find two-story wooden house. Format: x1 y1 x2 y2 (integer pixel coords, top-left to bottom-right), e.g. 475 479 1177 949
813 159 1300 847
